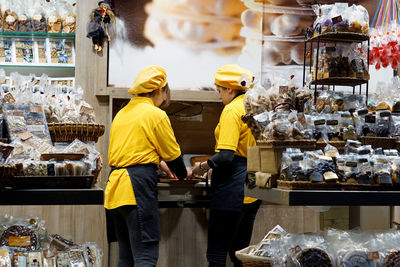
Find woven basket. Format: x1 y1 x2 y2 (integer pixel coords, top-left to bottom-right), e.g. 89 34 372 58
235 246 272 267
48 123 105 143
359 136 398 149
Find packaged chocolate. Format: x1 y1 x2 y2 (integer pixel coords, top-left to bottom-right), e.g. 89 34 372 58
0 247 11 267
50 234 76 251
0 142 14 164
55 162 66 176
0 40 12 63
31 0 46 34
73 162 84 176
281 151 305 181
83 243 102 267
37 41 48 64
326 114 340 141
335 155 347 182
46 2 61 34
313 117 327 142
4 109 28 142
68 248 86 267
50 40 73 64
55 252 69 267
372 155 393 185
375 110 393 137
356 155 374 184
384 150 399 157
13 251 26 267
64 161 74 176
345 140 362 155
324 144 339 158
0 225 38 251
42 248 57 267
356 145 373 156
3 9 18 32
15 41 34 64
343 94 366 113
61 1 76 34
16 3 31 32
27 252 42 267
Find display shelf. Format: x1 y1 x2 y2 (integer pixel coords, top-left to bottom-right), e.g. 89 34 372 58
0 32 75 39
108 87 221 102
0 188 103 205
307 32 369 43
0 65 75 77
244 186 400 206
310 77 368 87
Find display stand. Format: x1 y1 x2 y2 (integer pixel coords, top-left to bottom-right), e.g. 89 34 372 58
303 26 370 104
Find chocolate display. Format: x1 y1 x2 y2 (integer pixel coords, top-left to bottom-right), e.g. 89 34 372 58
0 225 38 251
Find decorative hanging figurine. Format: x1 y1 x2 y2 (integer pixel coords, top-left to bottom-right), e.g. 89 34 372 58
87 0 115 53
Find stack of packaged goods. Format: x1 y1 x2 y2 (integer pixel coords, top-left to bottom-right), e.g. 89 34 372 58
0 215 102 267
238 225 400 267
0 71 103 188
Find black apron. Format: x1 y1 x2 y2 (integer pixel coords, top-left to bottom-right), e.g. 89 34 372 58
210 156 247 211
106 163 160 243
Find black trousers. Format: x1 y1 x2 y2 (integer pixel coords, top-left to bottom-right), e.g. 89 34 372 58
108 205 159 267
207 200 261 267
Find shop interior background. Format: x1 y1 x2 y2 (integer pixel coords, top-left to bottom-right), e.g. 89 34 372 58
108 0 387 91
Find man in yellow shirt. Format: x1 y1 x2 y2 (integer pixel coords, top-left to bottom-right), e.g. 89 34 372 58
105 66 189 267
192 64 261 267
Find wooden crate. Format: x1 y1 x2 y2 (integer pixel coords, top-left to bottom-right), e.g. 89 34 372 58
359 136 398 149
249 140 316 174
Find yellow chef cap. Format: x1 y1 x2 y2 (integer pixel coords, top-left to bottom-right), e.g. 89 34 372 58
128 65 167 95
214 64 254 91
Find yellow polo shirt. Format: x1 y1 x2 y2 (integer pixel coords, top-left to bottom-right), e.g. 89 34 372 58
105 97 181 210
214 94 257 204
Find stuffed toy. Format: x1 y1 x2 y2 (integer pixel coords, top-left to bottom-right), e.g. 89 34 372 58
87 1 115 52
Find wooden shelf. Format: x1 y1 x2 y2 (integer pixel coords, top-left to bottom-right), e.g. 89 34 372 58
245 186 400 206
311 77 368 87
108 87 221 102
0 188 103 205
307 32 369 43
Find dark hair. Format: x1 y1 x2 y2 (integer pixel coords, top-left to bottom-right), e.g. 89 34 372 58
138 83 169 97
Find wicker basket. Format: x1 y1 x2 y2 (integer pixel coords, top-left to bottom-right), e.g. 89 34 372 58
48 123 105 143
235 246 272 267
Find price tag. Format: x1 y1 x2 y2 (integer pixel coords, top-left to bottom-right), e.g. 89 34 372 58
290 246 302 255
29 105 42 113
367 251 379 260
4 92 16 104
18 131 33 141
332 15 343 25
14 146 24 155
80 105 94 114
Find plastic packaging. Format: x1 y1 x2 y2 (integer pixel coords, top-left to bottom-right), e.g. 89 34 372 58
31 0 46 33
46 2 61 33
83 242 102 267
375 110 393 137
3 1 18 32
0 247 11 267
345 140 362 155
61 0 76 33
372 155 393 185
16 0 32 32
